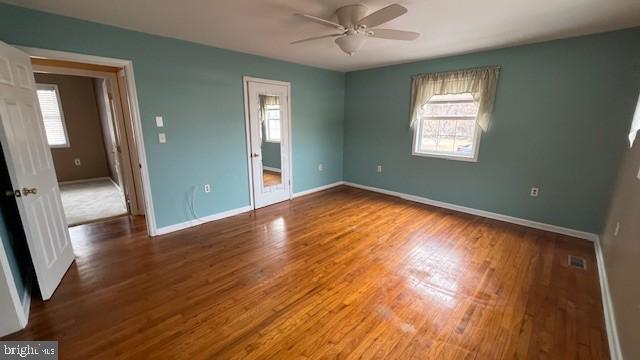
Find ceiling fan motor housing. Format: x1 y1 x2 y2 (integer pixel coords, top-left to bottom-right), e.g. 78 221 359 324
335 4 369 28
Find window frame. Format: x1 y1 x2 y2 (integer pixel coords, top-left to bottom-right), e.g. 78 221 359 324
411 94 482 162
264 105 281 143
36 83 71 149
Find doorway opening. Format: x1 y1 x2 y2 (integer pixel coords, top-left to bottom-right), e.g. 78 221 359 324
30 58 146 226
243 77 293 209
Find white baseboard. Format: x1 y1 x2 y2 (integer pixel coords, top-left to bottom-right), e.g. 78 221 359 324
343 182 598 242
154 205 253 236
263 166 281 173
594 237 622 360
292 181 345 199
58 176 112 185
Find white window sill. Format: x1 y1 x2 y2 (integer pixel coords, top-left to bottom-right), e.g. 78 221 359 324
265 140 281 144
49 144 71 149
412 150 478 162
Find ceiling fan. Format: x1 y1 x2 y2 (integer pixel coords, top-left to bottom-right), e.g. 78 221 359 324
292 3 419 56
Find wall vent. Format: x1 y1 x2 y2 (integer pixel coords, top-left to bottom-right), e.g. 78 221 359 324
568 255 587 270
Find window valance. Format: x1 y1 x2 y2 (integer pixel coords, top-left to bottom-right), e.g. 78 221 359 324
409 66 500 132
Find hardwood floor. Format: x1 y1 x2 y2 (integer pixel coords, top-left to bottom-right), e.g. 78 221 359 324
3 186 609 359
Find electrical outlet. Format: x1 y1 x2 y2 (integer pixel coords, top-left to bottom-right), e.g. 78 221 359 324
377 165 383 173
318 163 323 172
614 222 620 237
74 158 81 166
155 116 164 127
530 187 539 197
158 133 166 143
204 184 211 193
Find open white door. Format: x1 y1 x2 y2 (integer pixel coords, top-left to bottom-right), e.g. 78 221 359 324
246 79 292 208
0 41 74 300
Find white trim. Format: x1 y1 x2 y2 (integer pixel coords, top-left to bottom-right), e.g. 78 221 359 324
17 46 158 236
343 182 598 241
242 78 255 210
242 76 294 208
411 99 482 163
58 176 112 185
594 237 623 360
292 181 344 198
155 205 252 236
263 166 281 173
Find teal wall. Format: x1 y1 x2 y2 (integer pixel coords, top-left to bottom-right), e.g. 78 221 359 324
262 142 281 169
0 209 25 300
344 28 640 233
0 4 344 228
0 4 638 235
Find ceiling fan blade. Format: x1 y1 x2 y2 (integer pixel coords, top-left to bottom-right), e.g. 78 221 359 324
357 4 408 28
368 29 420 41
291 34 343 45
295 13 345 30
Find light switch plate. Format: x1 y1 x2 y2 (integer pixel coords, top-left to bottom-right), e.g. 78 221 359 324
155 116 164 127
158 133 166 143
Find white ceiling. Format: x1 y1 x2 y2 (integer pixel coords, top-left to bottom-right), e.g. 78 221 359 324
6 0 640 72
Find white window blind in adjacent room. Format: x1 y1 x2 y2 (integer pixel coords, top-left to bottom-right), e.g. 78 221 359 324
36 84 69 148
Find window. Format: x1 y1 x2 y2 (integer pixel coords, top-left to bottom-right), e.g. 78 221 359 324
36 84 69 148
413 93 481 161
265 105 281 142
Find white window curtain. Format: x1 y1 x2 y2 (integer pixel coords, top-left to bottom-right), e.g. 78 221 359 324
629 93 640 147
259 95 280 123
409 66 500 132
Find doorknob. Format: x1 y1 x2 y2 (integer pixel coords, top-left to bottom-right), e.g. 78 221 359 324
22 187 37 196
251 153 260 158
5 189 22 197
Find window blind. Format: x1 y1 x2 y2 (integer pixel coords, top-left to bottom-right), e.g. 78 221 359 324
36 85 68 147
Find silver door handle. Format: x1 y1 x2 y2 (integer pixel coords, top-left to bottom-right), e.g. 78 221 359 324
251 153 260 158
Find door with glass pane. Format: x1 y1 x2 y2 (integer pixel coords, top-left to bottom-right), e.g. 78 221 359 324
245 79 291 208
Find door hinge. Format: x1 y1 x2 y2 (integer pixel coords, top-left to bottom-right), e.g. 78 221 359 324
108 92 114 100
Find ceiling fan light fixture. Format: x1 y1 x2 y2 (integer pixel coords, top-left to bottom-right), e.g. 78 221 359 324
335 33 367 56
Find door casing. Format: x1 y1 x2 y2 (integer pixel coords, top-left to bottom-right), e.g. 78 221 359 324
18 46 158 235
242 76 293 209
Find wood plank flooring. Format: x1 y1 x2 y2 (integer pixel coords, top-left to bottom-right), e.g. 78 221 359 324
3 186 609 359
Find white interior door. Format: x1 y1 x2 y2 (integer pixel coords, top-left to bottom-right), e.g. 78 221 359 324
0 41 74 300
246 80 291 208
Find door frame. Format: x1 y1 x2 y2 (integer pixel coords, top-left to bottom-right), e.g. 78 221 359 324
17 46 158 235
31 62 144 217
242 76 293 209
